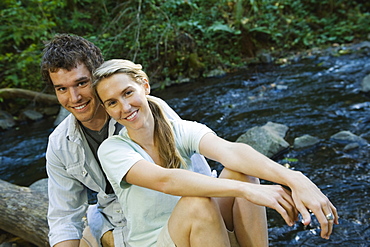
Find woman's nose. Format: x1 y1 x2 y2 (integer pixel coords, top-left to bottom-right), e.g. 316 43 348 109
119 98 131 113
120 99 131 112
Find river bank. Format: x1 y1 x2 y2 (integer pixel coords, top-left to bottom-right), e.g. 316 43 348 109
1 40 370 246
2 41 370 132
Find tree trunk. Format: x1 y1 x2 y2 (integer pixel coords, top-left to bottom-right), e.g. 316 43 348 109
0 179 49 247
0 88 58 105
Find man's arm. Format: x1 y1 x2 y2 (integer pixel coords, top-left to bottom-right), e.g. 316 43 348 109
46 143 88 246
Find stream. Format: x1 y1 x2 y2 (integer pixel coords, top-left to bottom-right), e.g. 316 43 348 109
1 50 370 246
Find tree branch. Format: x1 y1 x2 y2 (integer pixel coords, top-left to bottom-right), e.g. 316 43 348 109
0 179 49 247
0 88 58 106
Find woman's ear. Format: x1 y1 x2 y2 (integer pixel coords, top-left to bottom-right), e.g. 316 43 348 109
142 78 151 95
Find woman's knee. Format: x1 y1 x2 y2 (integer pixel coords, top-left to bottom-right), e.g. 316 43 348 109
244 175 260 184
219 168 260 184
178 197 220 221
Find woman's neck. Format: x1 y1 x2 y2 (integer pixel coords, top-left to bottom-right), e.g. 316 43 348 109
130 125 164 165
127 113 155 150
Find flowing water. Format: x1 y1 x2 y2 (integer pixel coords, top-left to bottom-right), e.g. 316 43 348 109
1 51 369 246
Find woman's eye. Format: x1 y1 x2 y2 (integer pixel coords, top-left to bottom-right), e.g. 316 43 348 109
125 90 133 96
107 101 116 107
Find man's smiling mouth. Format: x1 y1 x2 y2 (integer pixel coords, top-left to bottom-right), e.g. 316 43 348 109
73 103 87 110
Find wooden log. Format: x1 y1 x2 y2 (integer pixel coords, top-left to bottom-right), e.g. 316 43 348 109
0 179 49 247
0 88 58 106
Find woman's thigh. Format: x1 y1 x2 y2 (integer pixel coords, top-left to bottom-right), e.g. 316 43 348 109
167 197 230 247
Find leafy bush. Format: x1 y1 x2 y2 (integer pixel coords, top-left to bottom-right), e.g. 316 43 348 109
1 0 370 90
0 0 60 91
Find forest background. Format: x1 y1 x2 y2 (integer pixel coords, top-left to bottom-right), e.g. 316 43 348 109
1 0 370 94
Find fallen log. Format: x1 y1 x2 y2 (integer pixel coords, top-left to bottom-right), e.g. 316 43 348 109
0 88 58 106
0 179 49 247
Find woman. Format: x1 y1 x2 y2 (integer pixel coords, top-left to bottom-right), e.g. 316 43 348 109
93 59 338 247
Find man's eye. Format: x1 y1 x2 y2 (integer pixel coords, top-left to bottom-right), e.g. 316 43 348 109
57 87 66 92
125 90 133 96
78 81 88 86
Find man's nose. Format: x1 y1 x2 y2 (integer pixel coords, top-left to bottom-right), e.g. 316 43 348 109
70 88 82 103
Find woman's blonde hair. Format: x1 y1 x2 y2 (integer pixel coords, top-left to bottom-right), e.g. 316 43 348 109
93 59 186 169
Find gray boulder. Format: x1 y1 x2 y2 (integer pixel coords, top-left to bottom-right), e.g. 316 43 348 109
343 142 360 152
21 109 43 121
331 130 368 152
330 130 368 146
294 134 320 149
361 74 370 92
236 122 289 158
0 110 15 130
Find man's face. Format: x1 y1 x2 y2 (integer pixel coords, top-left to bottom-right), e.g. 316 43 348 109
50 63 102 126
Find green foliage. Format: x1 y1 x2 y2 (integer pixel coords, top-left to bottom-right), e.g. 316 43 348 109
1 0 370 90
0 0 60 90
230 0 370 50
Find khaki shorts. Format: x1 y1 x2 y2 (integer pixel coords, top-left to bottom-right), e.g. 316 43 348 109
228 230 240 247
156 223 240 247
156 223 175 247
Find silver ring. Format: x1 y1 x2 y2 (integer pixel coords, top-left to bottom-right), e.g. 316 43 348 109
326 213 334 221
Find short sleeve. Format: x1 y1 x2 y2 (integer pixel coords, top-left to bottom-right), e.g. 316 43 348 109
172 120 215 157
98 136 144 186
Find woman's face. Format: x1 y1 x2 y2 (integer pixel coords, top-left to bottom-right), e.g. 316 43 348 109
96 73 152 131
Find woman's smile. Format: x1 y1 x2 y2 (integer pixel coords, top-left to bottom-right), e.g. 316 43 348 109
125 110 138 121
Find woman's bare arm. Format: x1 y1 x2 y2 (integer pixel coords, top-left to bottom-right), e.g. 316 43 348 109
198 132 338 239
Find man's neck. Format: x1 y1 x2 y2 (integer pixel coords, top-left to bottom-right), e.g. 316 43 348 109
81 111 109 131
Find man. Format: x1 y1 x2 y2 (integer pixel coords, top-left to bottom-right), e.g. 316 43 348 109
41 34 253 247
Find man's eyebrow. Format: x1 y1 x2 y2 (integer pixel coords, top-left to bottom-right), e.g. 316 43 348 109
75 76 90 82
53 76 90 88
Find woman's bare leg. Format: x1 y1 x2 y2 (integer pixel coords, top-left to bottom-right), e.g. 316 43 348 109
80 226 100 247
216 168 268 247
168 196 230 247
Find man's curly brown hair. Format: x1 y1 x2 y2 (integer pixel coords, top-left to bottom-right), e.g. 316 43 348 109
41 34 104 86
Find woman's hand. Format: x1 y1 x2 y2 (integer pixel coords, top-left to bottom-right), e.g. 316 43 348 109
199 133 339 239
243 183 298 226
287 172 339 239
